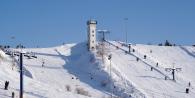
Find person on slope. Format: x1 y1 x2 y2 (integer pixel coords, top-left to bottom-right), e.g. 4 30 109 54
4 81 9 90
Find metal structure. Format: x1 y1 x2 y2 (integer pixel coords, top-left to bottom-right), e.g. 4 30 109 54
19 53 23 98
97 30 110 41
3 50 37 98
108 54 112 98
165 65 182 81
128 44 131 53
124 18 128 44
97 30 110 64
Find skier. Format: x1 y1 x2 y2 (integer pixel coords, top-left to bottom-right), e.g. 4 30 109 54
12 63 15 70
136 57 139 62
116 46 119 49
156 62 159 67
188 82 191 87
186 88 189 94
132 49 135 52
42 60 45 67
165 76 167 80
4 81 9 90
12 92 15 98
144 55 147 59
151 67 153 71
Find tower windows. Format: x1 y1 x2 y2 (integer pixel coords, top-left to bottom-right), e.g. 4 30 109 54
87 20 97 51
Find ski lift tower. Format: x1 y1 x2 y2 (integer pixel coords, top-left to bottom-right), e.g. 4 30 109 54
97 30 110 42
87 20 97 51
165 63 182 81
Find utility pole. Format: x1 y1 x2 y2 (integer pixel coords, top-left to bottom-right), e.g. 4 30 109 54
165 65 182 81
19 53 23 98
124 18 128 44
128 44 131 53
108 54 112 98
98 30 110 64
4 49 37 98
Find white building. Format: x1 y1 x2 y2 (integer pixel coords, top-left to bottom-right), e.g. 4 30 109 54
87 20 97 51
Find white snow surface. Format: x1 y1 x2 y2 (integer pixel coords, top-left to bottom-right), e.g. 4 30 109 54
0 41 195 98
105 41 195 98
0 43 110 98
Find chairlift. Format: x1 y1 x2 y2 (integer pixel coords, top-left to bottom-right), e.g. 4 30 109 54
176 68 182 72
165 68 172 72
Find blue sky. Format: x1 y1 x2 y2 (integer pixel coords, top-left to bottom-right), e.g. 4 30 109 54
0 0 195 47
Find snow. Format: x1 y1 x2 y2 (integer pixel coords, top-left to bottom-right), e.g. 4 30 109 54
0 43 110 98
0 41 195 98
105 41 195 98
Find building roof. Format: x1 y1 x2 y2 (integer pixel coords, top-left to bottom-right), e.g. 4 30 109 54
87 20 97 25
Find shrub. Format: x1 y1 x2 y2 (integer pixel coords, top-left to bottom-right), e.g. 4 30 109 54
158 43 163 46
75 87 91 97
164 40 172 46
101 80 109 87
65 85 71 92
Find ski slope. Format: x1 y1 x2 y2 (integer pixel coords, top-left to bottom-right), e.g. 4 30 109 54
0 43 112 98
104 41 195 98
0 41 195 98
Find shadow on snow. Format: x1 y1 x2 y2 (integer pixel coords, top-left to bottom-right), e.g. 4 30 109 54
55 42 111 95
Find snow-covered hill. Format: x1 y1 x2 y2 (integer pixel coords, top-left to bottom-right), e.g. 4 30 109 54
0 41 195 98
104 41 195 98
0 43 111 98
